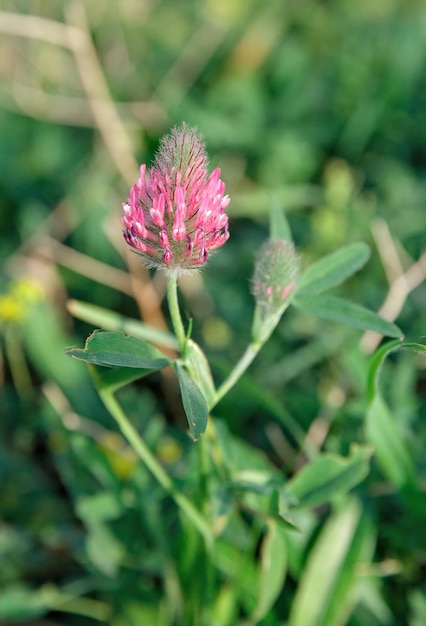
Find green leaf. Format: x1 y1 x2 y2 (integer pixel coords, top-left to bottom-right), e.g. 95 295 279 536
0 585 50 621
69 435 122 492
366 393 418 490
0 584 110 622
66 330 170 370
251 521 288 624
185 339 217 408
214 539 259 616
319 514 376 626
175 361 209 441
76 492 122 523
297 242 370 295
91 365 157 393
212 586 239 626
231 470 278 494
23 302 103 418
269 195 292 241
364 340 424 490
230 471 299 529
284 445 372 510
366 339 426 403
67 299 179 350
410 590 426 626
294 295 402 337
288 498 363 626
85 521 124 577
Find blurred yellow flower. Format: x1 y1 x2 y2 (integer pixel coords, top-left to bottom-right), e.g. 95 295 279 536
157 436 183 465
0 294 26 323
0 278 44 325
98 432 138 479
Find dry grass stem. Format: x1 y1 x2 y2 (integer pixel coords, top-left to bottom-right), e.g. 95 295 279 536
64 1 138 186
30 235 136 296
2 83 165 130
360 220 426 353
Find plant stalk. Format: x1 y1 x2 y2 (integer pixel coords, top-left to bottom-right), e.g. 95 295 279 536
97 385 213 550
166 271 186 353
211 341 261 410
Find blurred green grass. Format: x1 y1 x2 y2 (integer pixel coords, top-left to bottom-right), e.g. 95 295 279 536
0 0 425 624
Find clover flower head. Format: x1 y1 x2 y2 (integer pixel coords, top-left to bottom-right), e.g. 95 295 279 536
122 124 230 272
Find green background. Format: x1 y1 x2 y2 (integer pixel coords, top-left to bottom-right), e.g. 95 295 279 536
0 0 425 624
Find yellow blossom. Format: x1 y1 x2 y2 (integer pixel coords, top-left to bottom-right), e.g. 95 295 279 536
0 294 26 323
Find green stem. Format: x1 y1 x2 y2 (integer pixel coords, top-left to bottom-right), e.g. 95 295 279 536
166 271 186 353
197 434 215 621
97 384 213 550
210 342 261 410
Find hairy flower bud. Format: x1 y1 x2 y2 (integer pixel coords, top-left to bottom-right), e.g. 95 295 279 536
251 239 300 343
122 124 230 272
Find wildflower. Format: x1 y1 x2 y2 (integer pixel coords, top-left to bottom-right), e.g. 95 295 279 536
251 239 300 343
0 279 44 325
122 124 230 271
0 294 26 323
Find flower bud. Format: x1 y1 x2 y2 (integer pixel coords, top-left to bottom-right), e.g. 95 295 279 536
251 239 300 343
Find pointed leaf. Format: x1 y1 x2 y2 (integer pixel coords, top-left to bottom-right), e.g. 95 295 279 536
297 243 370 296
185 339 217 408
367 340 426 403
320 515 376 626
288 499 362 626
365 340 424 490
175 362 209 441
284 445 372 510
251 521 287 623
66 330 170 369
366 393 418 490
269 196 292 241
294 295 402 337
